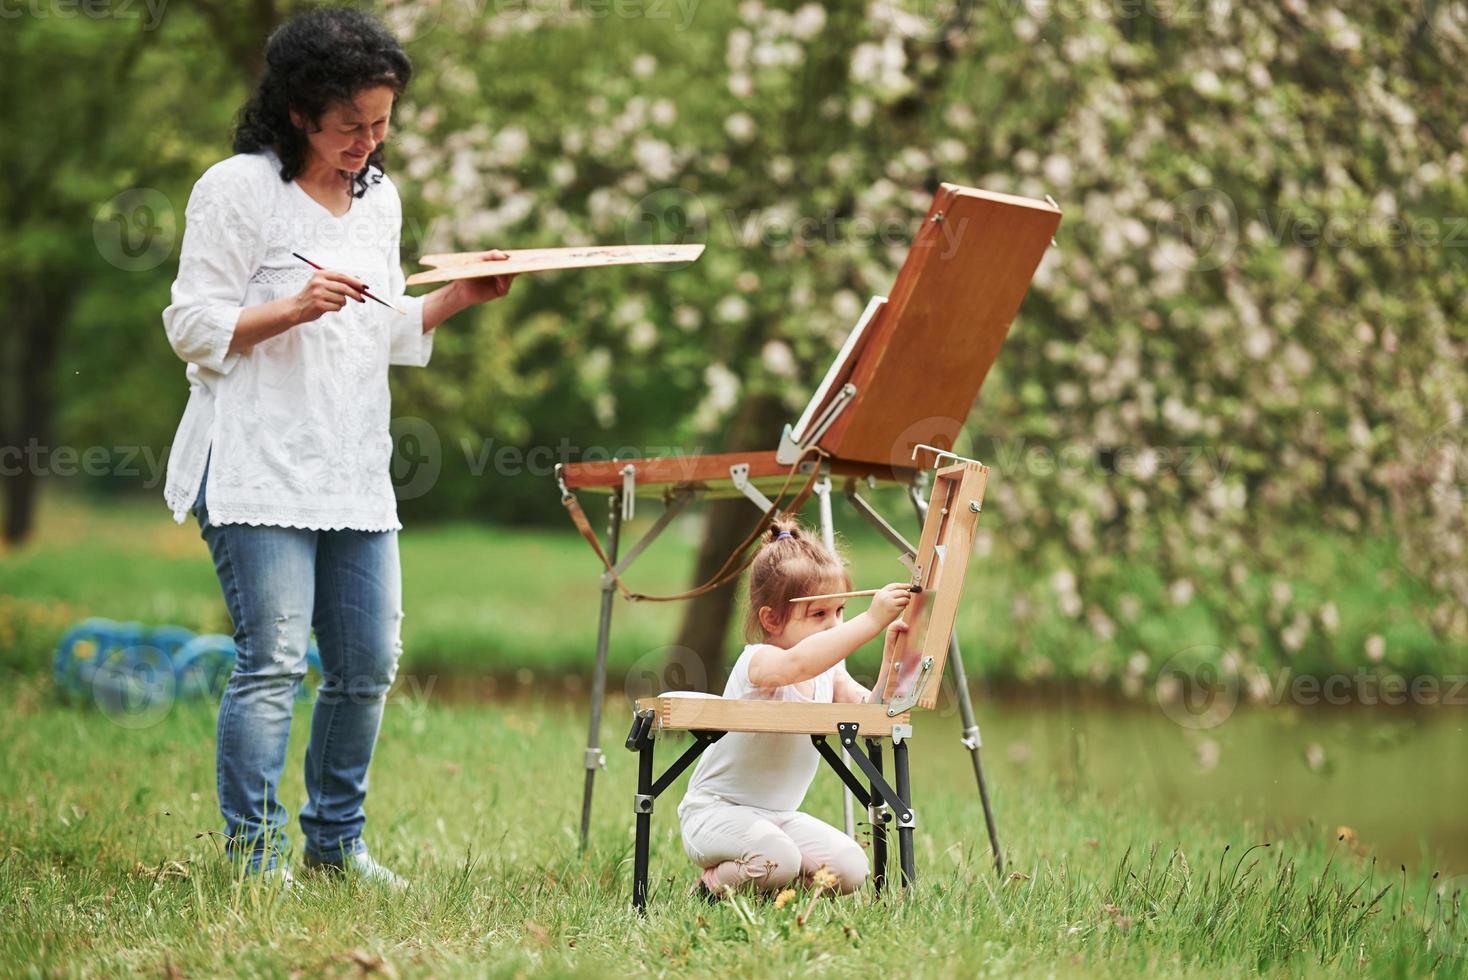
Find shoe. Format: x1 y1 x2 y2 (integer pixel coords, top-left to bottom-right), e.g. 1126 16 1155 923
686 875 723 904
303 850 408 891
237 863 295 892
261 864 297 889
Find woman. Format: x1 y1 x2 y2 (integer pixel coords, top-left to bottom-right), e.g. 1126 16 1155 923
160 7 511 886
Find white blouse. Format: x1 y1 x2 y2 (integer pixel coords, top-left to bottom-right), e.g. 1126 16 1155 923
161 148 432 531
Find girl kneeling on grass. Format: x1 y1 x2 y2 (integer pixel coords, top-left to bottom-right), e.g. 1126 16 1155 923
677 516 914 898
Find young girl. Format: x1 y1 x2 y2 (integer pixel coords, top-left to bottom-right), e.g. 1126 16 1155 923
677 516 913 897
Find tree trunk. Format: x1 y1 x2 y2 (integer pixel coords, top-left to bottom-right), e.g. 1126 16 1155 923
667 394 788 689
3 282 71 545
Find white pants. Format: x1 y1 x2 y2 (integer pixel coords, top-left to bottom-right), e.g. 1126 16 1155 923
680 800 868 894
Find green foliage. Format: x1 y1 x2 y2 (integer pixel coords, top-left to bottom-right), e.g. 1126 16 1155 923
9 1 1466 680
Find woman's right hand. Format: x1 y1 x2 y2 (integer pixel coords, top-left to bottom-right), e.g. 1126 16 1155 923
869 582 914 627
292 269 368 324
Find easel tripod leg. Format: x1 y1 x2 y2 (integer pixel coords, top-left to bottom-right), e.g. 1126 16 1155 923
865 737 888 895
579 494 623 855
946 633 1004 878
893 738 916 886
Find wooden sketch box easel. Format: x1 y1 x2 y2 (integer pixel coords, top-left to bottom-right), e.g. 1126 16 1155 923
625 455 989 909
552 183 1062 908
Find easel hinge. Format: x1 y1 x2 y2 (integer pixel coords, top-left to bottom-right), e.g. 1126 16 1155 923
730 463 775 514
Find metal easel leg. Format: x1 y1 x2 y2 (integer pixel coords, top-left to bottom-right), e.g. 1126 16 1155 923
892 735 916 886
907 482 1005 879
865 737 889 894
579 492 623 855
946 631 1004 878
631 711 654 913
813 472 857 840
627 711 722 912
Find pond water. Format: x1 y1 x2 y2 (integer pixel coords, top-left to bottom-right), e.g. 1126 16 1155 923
931 692 1467 875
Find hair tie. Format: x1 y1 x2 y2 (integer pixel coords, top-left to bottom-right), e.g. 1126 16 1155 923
775 531 793 541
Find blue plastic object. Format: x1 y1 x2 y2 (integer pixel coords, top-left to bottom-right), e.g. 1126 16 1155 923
55 621 324 708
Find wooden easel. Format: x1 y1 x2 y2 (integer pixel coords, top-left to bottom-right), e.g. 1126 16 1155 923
625 455 988 908
555 183 1062 898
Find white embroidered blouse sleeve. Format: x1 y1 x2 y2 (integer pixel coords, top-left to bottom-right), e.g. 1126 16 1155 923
161 163 266 376
381 177 432 368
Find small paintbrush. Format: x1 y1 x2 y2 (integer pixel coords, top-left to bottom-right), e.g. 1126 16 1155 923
790 585 923 604
292 252 404 315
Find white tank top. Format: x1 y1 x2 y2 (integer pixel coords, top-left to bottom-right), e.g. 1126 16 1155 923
678 644 838 816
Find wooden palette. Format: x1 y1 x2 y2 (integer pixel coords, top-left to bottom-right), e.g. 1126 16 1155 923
405 244 705 286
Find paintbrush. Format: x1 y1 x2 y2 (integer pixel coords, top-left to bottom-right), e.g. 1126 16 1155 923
292 252 404 315
789 585 923 604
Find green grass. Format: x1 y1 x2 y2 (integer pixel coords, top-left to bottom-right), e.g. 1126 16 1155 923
1 676 1462 977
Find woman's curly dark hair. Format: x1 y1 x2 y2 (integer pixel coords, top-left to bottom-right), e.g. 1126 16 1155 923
232 6 412 199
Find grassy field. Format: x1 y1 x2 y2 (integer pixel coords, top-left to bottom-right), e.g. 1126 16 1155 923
2 674 1463 978
3 494 1465 975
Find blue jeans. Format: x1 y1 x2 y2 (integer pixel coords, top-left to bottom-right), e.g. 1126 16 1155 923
193 459 403 871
